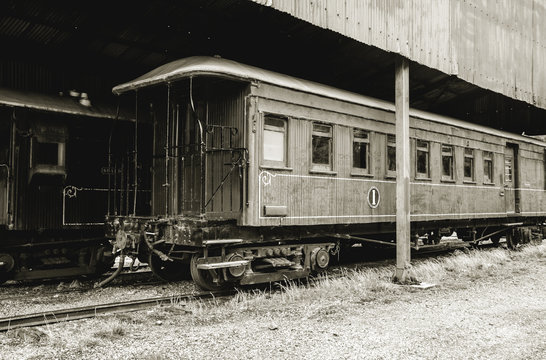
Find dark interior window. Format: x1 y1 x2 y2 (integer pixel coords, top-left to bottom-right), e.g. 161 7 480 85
312 123 332 169
441 145 453 179
387 135 396 173
35 142 59 166
416 140 429 177
352 128 369 171
464 148 475 180
0 121 9 164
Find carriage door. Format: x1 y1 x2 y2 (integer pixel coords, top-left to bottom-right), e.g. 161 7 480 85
504 144 520 214
0 118 10 225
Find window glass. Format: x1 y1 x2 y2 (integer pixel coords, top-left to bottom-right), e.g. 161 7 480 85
352 128 369 171
0 121 9 164
263 116 287 164
464 148 475 181
312 123 332 169
441 145 453 180
504 156 513 182
37 143 59 165
33 140 64 167
387 135 396 173
483 151 493 183
416 140 429 177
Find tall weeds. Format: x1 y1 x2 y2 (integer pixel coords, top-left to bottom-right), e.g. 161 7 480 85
185 243 545 320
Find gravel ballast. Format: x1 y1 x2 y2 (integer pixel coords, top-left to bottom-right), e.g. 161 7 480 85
1 245 545 360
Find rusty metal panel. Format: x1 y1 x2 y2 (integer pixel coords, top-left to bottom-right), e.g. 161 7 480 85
254 0 546 109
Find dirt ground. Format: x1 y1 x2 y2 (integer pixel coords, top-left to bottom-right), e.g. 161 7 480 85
1 245 545 360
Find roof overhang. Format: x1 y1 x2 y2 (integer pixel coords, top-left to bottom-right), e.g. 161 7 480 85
0 87 128 120
114 56 546 147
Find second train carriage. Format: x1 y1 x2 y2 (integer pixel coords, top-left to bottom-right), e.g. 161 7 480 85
0 88 151 283
106 56 546 290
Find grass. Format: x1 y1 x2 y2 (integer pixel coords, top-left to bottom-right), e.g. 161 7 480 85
2 242 544 360
182 243 545 322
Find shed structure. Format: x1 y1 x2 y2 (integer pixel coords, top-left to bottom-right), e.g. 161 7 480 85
0 0 545 133
253 0 546 110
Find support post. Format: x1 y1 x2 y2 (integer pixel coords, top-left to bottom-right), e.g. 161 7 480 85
394 56 411 283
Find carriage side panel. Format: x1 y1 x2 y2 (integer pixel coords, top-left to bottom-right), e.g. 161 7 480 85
244 83 546 227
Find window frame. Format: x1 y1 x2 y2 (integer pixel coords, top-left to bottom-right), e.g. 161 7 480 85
504 155 513 183
415 139 430 179
310 122 334 173
262 114 288 168
386 134 396 178
351 128 371 175
441 144 454 181
464 148 475 182
30 137 65 168
483 151 494 184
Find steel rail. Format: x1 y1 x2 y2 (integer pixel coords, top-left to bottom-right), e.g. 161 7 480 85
0 240 509 332
0 290 235 332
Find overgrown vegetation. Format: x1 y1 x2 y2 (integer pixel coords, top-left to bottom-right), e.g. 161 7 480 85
2 243 544 360
183 244 545 322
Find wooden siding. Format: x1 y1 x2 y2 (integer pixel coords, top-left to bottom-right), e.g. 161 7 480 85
150 79 247 219
205 85 247 217
245 81 546 226
254 0 546 110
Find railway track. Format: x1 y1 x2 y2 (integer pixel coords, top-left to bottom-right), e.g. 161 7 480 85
0 240 497 332
0 289 235 332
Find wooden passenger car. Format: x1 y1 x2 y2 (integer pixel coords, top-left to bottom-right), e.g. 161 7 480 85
0 88 149 283
107 56 546 289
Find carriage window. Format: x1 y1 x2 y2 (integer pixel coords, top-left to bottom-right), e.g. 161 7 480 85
464 148 475 181
505 156 513 182
483 151 494 184
441 145 454 180
312 123 332 171
416 140 429 178
31 139 65 167
352 129 369 172
0 121 10 164
387 135 396 175
263 116 287 165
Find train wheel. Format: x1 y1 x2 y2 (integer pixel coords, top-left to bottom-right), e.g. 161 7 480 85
428 231 441 245
190 254 226 291
0 253 15 284
149 252 191 282
505 230 521 250
490 234 501 246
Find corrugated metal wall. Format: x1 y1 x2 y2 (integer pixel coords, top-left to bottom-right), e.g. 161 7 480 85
254 0 546 109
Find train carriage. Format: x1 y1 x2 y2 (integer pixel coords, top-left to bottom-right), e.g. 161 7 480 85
106 56 546 290
0 88 150 283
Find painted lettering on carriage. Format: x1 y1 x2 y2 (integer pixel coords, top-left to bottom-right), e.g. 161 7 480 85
367 186 380 209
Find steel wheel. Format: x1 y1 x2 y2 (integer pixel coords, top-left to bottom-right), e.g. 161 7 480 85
149 252 191 282
190 254 226 291
0 253 15 284
490 234 501 246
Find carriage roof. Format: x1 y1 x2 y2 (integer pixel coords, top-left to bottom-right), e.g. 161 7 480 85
113 56 546 147
0 87 125 120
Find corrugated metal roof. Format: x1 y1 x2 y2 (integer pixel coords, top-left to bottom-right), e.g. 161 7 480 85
256 0 546 110
0 87 125 120
113 56 546 146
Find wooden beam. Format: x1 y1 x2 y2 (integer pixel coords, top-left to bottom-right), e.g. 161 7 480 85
394 56 411 283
